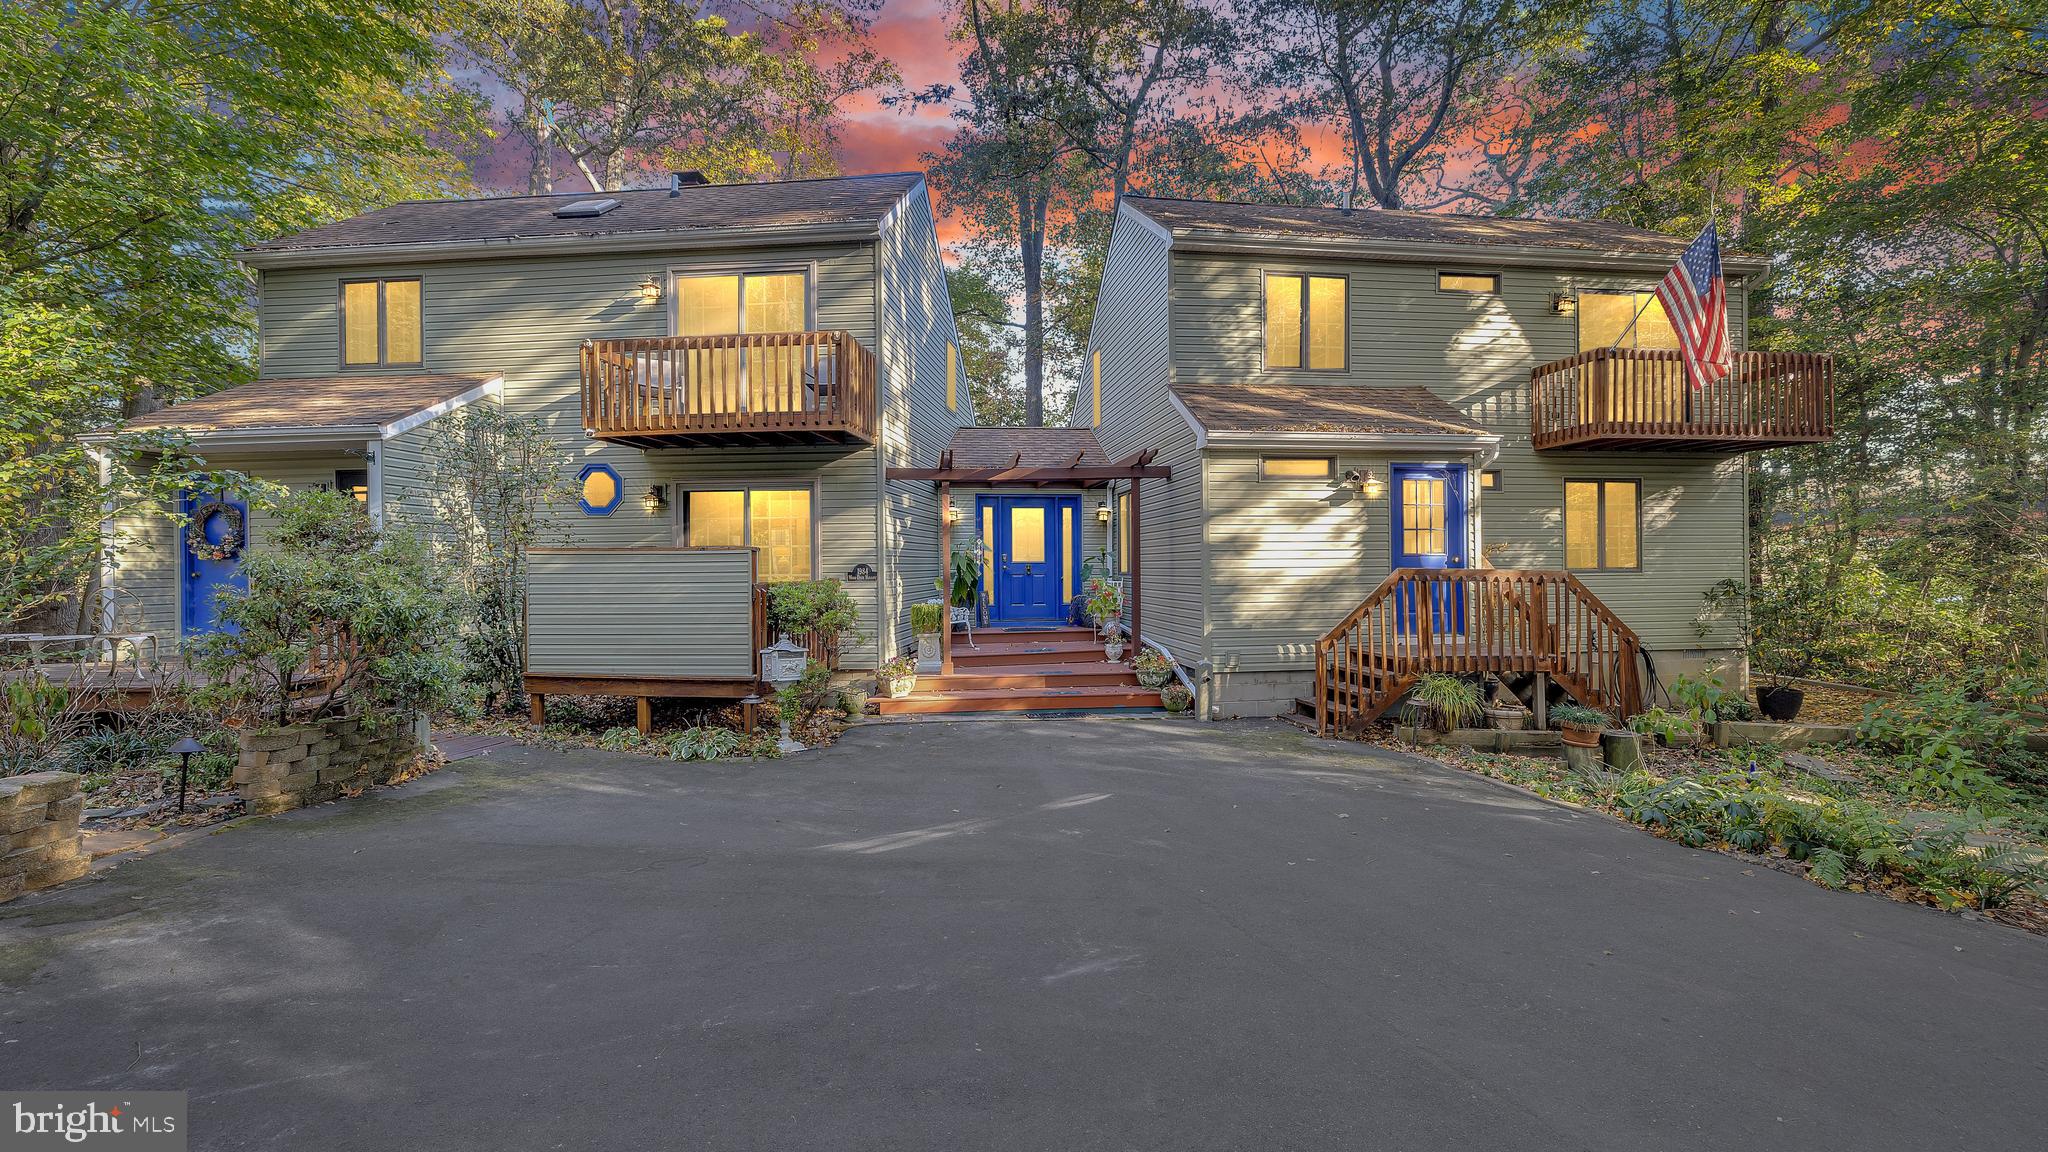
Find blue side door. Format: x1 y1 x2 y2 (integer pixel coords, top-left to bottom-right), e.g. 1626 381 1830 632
1389 464 1468 635
180 491 248 638
981 495 1066 624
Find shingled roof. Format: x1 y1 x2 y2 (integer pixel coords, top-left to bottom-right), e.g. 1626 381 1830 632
1126 196 1757 265
1172 383 1492 440
242 172 925 257
945 426 1110 469
108 374 500 437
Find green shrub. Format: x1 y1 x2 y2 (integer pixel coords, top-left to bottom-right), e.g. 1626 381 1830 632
1856 683 2038 800
1629 706 1701 746
1549 703 1610 730
909 602 945 636
667 726 744 761
775 659 836 724
1411 674 1484 731
596 726 645 751
768 580 865 645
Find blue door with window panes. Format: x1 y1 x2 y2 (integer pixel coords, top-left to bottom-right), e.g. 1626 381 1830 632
1389 464 1467 637
977 495 1077 625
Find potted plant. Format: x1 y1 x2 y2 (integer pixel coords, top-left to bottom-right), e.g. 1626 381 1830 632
1753 668 1806 722
838 683 872 717
1133 648 1174 689
1550 703 1611 748
1084 576 1124 639
1160 683 1193 713
1698 577 1820 723
1412 673 1484 733
1102 627 1125 663
910 602 945 670
878 655 918 700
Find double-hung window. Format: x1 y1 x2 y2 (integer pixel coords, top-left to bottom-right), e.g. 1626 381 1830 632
1564 480 1640 571
1264 273 1346 370
341 278 422 366
680 486 815 582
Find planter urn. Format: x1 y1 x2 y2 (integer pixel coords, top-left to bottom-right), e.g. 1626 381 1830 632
1559 723 1603 749
1755 685 1805 722
1485 706 1530 731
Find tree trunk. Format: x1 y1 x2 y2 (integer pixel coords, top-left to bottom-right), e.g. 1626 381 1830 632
527 109 555 195
1019 188 1047 426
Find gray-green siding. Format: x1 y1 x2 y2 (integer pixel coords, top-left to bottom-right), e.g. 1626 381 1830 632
524 549 757 678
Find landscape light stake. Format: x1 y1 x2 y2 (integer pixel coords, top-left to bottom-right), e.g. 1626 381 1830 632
170 736 205 813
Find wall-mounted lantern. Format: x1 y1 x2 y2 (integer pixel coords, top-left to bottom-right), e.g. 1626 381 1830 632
942 499 962 525
1344 468 1386 501
1096 499 1112 523
641 484 668 515
638 275 665 305
1550 290 1577 316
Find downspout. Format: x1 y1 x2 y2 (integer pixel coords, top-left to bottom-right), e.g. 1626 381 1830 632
364 439 386 530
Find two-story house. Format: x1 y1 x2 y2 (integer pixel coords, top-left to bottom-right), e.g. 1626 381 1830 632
1075 196 1834 724
92 172 979 721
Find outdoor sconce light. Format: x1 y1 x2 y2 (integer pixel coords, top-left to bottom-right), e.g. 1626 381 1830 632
942 500 962 525
1096 500 1112 523
641 484 668 515
1345 468 1386 500
1550 290 1577 316
638 275 665 304
170 736 204 813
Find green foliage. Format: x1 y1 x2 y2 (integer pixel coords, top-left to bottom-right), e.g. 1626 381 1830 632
768 580 865 645
910 602 946 636
596 726 646 752
422 404 573 712
939 549 981 610
1548 704 1610 730
191 491 466 727
1668 673 1752 725
1629 706 1701 747
1 673 84 775
666 726 744 762
1856 683 2040 802
1083 576 1123 631
775 660 836 725
1411 674 1484 732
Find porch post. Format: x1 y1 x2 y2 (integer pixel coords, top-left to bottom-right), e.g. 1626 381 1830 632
939 480 953 676
1128 478 1142 653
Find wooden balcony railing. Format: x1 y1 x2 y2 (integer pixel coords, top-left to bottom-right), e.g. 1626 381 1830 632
1531 348 1833 452
1313 568 1645 735
582 331 877 448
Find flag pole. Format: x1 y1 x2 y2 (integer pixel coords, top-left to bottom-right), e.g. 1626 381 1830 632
1607 170 1724 353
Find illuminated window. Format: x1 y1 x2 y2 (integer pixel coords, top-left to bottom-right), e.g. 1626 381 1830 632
980 503 995 603
674 270 809 413
1117 490 1130 574
334 469 369 504
1578 292 1678 352
578 463 623 516
1265 273 1345 370
1564 480 1640 570
1091 350 1102 425
1061 504 1074 606
1438 271 1500 295
341 278 422 366
681 486 814 581
1401 476 1447 557
1480 470 1501 491
947 343 958 411
1261 457 1334 481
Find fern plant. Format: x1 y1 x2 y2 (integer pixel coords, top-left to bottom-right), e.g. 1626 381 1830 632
1411 674 1484 732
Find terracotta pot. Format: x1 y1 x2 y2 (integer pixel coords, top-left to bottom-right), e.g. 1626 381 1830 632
1559 724 1602 748
1756 685 1805 722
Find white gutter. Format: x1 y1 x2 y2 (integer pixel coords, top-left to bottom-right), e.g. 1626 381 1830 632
378 375 503 439
364 439 385 529
235 222 880 270
1167 230 1770 278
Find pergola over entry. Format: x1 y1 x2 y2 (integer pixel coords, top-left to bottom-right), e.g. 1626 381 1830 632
888 426 1170 675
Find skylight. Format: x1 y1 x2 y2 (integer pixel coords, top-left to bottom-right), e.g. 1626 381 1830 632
553 198 621 219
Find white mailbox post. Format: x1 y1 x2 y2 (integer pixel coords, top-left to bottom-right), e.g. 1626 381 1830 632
761 636 810 753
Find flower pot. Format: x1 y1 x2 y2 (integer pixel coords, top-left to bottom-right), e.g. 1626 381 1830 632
1755 685 1805 722
1104 641 1125 662
1160 685 1193 713
1137 667 1173 689
883 675 916 700
838 687 871 716
1485 706 1529 731
1559 724 1602 748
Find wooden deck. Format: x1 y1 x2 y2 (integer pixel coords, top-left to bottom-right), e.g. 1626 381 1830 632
582 331 877 448
1313 569 1645 735
1530 348 1833 452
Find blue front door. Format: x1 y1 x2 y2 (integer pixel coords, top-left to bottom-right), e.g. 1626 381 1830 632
979 495 1071 624
1389 464 1468 635
180 491 248 638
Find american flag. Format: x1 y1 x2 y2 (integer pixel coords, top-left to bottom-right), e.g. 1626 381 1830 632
1655 222 1731 389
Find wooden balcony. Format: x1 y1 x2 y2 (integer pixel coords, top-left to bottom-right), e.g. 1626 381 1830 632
582 331 876 448
1530 348 1833 452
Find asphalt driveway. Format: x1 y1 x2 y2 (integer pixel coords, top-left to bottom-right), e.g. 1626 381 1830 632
3 718 2045 1150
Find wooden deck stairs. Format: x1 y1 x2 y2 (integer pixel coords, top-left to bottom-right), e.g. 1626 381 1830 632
875 626 1165 716
1307 569 1646 737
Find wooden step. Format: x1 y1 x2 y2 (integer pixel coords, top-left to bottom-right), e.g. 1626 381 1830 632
914 662 1139 691
875 683 1164 715
973 625 1094 640
952 641 1109 667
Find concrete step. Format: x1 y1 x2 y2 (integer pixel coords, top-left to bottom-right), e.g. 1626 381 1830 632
875 683 1164 715
914 662 1140 691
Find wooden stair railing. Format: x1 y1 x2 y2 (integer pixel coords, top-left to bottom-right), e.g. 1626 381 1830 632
1312 569 1645 737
